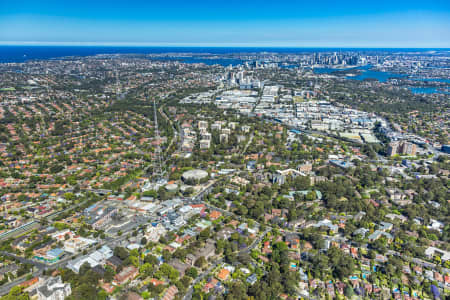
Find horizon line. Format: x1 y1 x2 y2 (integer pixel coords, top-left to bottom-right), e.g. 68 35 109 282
0 41 449 49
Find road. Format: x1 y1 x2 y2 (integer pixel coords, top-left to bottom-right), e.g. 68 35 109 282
183 259 223 300
181 179 271 300
106 215 150 235
0 269 43 296
0 228 133 296
240 134 254 155
47 198 89 221
182 226 270 300
0 251 47 270
241 228 271 254
188 174 449 297
0 199 90 242
387 250 450 274
0 171 262 297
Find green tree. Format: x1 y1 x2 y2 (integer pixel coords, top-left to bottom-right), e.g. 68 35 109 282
194 256 207 268
114 246 129 260
144 254 159 265
344 285 354 298
1 286 29 300
139 263 154 277
186 267 198 278
97 290 108 300
104 265 115 283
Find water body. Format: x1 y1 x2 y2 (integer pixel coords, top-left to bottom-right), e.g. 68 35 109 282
409 77 450 84
409 87 450 95
313 65 404 82
347 65 405 82
1 46 449 94
1 45 448 63
314 65 449 95
150 56 243 66
0 46 249 66
312 67 358 74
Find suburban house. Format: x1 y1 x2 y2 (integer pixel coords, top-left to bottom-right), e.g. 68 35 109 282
35 276 71 300
113 266 139 286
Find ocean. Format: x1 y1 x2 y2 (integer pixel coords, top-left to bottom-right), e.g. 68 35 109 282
1 45 448 94
0 45 447 64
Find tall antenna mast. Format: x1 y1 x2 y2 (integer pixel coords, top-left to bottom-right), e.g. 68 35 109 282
115 71 120 99
153 98 164 180
46 68 50 100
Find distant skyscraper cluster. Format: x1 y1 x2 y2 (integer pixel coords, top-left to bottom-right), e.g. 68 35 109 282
311 52 366 66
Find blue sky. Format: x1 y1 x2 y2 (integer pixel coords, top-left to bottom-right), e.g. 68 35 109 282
0 0 449 47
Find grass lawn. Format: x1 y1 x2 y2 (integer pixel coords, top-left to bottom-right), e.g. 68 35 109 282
0 87 15 91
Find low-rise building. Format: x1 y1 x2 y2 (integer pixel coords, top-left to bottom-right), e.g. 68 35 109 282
63 236 97 254
199 139 210 149
67 245 113 273
113 266 139 285
36 276 71 300
217 268 230 281
145 223 167 242
425 247 450 261
162 285 178 300
186 239 216 266
368 230 393 242
84 203 117 229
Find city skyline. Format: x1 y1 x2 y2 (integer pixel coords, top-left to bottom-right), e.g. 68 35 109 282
1 0 450 47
